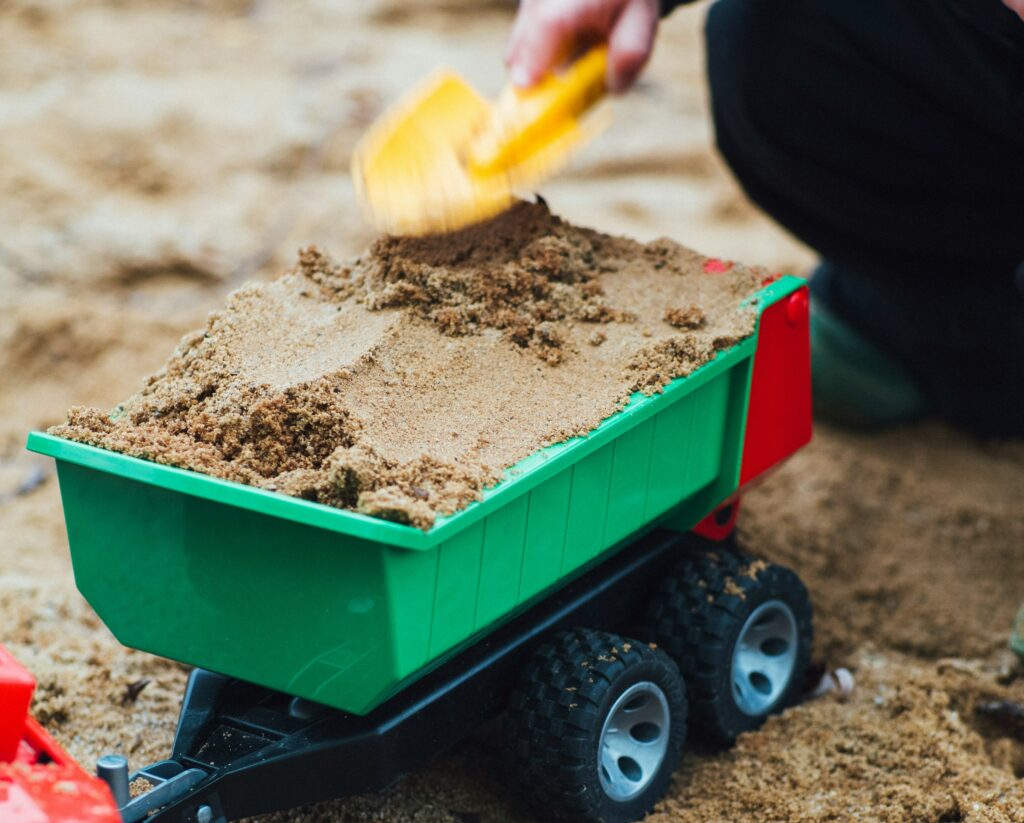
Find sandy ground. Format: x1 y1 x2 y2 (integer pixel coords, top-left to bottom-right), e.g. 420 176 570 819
2 2 1023 821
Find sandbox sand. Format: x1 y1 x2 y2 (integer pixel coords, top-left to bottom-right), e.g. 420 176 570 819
51 202 762 528
2 3 1023 822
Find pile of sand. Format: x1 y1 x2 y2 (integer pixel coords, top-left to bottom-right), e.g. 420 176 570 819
51 202 764 528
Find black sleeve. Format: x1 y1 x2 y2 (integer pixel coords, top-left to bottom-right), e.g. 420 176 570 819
660 0 700 16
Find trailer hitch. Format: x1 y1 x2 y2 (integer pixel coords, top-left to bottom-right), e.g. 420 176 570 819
96 756 210 823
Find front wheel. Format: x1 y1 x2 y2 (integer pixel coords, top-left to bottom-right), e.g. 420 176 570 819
505 628 687 823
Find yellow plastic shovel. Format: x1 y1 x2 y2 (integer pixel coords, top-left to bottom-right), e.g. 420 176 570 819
352 46 610 236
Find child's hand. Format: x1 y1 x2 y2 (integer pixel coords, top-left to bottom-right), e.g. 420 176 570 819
1003 0 1024 21
506 0 659 93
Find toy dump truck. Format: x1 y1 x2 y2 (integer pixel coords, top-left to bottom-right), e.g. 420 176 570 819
27 275 813 823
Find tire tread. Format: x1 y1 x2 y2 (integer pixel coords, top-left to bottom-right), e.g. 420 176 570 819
643 548 813 744
506 628 686 822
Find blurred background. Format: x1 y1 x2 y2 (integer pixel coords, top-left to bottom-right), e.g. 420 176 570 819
2 2 1022 821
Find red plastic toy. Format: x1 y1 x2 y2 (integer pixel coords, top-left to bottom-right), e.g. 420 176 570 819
0 646 120 823
693 285 812 543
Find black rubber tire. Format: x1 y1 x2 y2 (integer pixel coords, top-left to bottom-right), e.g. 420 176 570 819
505 628 687 823
642 548 813 746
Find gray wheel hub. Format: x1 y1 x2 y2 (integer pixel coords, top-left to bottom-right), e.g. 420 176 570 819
731 599 798 716
597 681 670 802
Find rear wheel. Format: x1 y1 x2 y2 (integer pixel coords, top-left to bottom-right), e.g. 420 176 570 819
506 628 687 823
642 548 812 745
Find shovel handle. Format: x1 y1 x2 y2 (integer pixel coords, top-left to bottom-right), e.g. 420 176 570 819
525 44 609 120
468 46 608 175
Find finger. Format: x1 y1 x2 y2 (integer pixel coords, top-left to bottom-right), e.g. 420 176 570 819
507 3 578 88
607 0 657 92
1004 0 1024 20
505 2 534 69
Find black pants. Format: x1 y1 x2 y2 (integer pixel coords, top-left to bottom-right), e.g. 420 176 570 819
705 0 1024 436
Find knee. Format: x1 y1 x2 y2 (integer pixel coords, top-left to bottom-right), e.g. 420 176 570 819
701 0 857 270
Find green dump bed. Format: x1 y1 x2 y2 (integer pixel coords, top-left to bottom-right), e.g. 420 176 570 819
27 277 805 716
